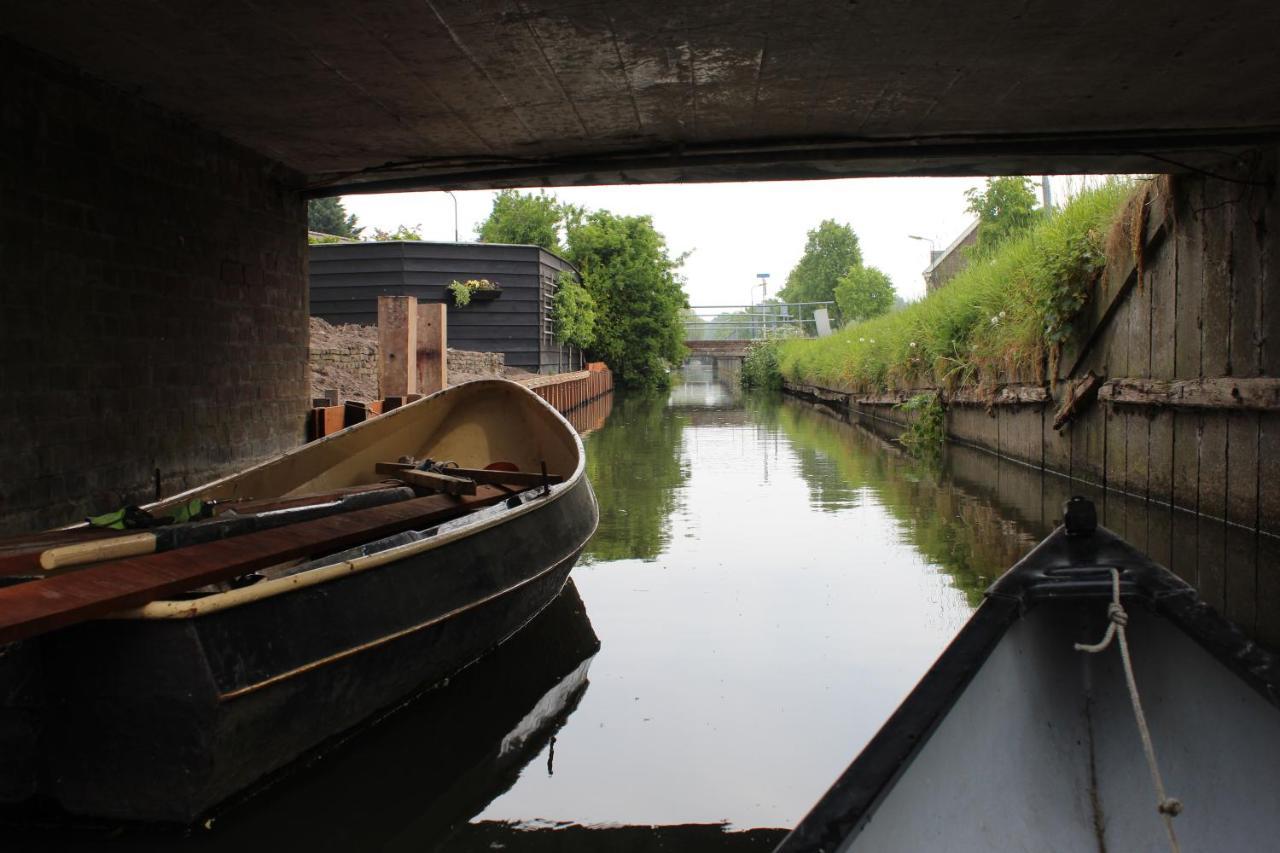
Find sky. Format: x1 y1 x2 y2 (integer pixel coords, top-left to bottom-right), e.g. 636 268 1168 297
339 175 1105 310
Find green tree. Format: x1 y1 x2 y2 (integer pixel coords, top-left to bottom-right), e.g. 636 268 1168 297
307 197 362 238
566 211 688 389
552 271 597 349
476 190 564 251
778 220 862 320
834 265 896 323
965 177 1041 256
369 224 423 241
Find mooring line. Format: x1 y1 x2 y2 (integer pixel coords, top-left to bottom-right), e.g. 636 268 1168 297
1074 568 1182 853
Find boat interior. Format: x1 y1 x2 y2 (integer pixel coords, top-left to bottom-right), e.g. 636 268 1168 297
155 379 581 512
841 599 1280 853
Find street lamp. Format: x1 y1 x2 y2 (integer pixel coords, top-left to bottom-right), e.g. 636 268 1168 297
443 190 459 242
907 234 935 253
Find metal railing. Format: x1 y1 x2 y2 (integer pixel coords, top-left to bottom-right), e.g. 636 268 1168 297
683 302 833 341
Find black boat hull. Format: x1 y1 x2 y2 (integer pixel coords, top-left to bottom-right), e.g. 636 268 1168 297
18 473 597 823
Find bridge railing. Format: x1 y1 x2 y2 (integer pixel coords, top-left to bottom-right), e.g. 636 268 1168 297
682 302 834 341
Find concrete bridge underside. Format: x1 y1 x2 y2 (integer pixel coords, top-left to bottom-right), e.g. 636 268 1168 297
2 3 1280 531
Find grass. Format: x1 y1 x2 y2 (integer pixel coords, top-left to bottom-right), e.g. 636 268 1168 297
777 179 1143 393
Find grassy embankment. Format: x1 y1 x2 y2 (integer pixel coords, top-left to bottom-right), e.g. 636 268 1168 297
773 179 1143 394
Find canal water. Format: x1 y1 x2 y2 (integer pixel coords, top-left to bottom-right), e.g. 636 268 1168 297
12 365 1074 851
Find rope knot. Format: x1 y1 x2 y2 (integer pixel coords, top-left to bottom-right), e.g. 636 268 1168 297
1106 602 1129 627
1158 798 1183 817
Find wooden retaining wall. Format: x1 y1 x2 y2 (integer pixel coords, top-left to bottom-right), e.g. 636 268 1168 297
784 150 1280 637
307 366 614 442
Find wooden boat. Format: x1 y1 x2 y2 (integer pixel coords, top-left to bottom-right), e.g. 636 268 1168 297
779 498 1280 853
0 379 598 823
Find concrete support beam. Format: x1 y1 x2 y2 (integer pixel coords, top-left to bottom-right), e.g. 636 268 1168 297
378 296 417 398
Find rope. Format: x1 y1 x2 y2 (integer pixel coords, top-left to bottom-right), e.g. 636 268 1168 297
1074 568 1182 853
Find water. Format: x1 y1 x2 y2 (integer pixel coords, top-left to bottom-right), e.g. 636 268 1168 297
8 365 1101 850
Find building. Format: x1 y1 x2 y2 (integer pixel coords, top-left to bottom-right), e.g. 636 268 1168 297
923 220 979 293
309 241 583 374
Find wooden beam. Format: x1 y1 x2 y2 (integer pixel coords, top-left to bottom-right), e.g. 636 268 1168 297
1053 371 1104 430
1099 377 1280 410
400 469 477 496
946 385 1050 407
447 467 564 488
378 295 417 398
416 302 447 396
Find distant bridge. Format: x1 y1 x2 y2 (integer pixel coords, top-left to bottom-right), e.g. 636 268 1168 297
683 302 833 362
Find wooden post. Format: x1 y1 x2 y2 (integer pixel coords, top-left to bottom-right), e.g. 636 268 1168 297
416 302 447 396
378 296 417 398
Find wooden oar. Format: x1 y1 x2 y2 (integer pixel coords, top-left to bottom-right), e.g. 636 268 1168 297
0 487 508 645
38 487 416 571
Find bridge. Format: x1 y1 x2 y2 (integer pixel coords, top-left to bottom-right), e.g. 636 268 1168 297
683 302 833 362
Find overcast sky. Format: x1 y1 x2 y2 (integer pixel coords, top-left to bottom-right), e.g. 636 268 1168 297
339 175 1104 310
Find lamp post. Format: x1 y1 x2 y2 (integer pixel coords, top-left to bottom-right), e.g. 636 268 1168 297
443 190 459 242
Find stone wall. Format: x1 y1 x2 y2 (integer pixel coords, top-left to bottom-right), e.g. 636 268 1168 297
448 349 505 376
0 42 308 533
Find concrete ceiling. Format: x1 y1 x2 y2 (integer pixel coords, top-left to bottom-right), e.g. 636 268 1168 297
6 1 1279 193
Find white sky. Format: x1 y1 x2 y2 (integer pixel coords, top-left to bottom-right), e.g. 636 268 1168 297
339 175 1107 308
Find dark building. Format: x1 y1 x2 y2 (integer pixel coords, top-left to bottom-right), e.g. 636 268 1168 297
309 241 583 374
923 220 979 293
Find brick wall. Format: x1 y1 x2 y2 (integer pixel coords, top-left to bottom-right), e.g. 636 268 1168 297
0 42 308 534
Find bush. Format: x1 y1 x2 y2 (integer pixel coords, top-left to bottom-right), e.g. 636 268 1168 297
741 340 782 390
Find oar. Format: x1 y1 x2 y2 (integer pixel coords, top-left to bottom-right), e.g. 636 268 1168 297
0 487 508 645
38 487 416 571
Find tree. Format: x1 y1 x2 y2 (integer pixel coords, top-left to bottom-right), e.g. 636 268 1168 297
778 220 862 321
307 197 362 239
552 271 597 350
476 190 565 251
834 265 896 323
369 224 423 241
566 211 688 389
965 177 1041 256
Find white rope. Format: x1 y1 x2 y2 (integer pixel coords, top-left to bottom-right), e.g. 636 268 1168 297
1074 568 1183 853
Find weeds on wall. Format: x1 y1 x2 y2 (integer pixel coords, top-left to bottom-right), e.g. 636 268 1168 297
776 179 1142 393
895 392 946 460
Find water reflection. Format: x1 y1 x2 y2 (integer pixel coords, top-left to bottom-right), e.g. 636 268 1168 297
5 582 600 852
473 371 980 832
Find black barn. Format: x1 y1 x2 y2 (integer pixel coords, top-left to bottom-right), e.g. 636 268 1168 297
309 241 583 374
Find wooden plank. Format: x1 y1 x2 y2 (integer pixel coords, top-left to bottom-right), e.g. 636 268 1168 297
1150 226 1177 380
378 295 417 398
1145 503 1174 571
1226 411 1260 528
1174 180 1204 381
1124 410 1150 500
0 488 508 644
1098 377 1280 410
1052 372 1103 430
1197 514 1226 612
1260 413 1280 535
1201 179 1233 378
1169 507 1199 587
1147 410 1175 507
416 301 447 396
400 469 478 496
1259 151 1280 376
1171 412 1200 513
1198 413 1228 528
447 467 564 488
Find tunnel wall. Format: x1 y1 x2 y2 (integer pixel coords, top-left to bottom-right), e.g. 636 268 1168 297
785 151 1280 642
0 43 308 534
